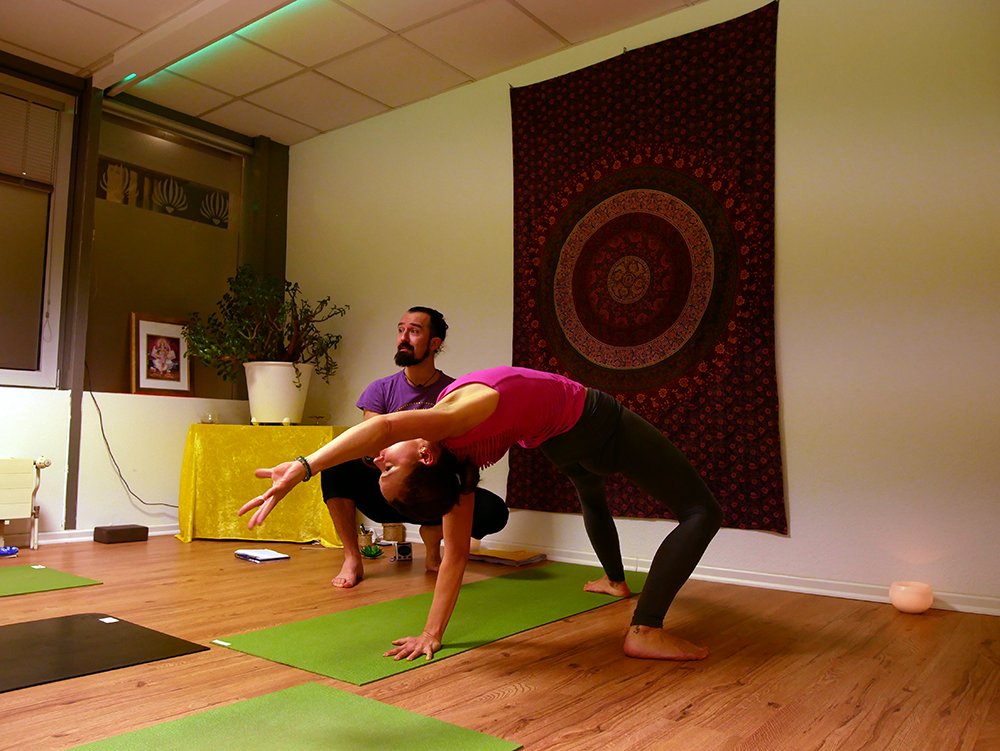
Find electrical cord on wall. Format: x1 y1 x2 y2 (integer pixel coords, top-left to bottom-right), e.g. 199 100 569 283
84 362 179 509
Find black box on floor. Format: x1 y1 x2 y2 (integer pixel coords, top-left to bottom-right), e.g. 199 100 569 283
94 524 148 544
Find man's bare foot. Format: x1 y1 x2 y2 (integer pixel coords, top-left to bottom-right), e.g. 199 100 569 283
624 625 709 661
419 525 443 573
584 574 631 598
331 558 363 588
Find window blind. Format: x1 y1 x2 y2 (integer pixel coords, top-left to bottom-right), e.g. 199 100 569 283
0 91 60 185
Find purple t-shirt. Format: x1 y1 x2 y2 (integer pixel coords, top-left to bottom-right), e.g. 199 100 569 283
438 366 587 469
357 370 455 414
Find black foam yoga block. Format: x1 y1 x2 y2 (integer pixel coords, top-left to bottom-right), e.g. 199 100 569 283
94 524 148 543
0 613 208 693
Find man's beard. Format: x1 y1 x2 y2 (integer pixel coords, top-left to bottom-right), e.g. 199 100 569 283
394 345 428 367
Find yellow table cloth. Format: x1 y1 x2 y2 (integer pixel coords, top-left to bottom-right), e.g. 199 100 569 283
177 424 347 546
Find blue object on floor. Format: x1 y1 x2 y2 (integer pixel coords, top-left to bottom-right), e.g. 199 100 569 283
0 547 19 558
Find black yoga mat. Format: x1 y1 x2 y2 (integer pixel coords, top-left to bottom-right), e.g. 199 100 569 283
0 613 209 693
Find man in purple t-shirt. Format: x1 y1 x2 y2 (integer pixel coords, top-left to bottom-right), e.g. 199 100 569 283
320 307 508 588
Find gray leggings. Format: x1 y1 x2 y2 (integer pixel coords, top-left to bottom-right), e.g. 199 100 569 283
539 389 723 628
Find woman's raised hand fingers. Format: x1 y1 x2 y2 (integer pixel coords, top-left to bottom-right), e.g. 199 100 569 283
248 497 280 529
239 463 301 529
237 496 263 517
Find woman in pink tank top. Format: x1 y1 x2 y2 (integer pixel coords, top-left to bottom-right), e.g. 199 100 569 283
241 366 721 667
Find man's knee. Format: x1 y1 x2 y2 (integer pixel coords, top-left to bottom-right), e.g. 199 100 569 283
320 458 377 501
472 488 509 538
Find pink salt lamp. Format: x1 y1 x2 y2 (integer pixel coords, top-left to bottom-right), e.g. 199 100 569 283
889 581 934 614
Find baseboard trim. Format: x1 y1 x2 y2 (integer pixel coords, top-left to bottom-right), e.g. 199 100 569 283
687 564 1000 617
33 525 181 546
475 541 1000 617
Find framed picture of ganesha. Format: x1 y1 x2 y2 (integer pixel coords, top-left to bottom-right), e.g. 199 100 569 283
130 312 192 395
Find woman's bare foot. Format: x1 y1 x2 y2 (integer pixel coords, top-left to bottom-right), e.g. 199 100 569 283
419 525 444 572
331 558 363 588
584 574 631 598
624 625 709 661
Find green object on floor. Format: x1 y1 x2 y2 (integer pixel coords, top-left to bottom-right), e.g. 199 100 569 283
72 682 522 750
0 564 101 597
218 562 646 685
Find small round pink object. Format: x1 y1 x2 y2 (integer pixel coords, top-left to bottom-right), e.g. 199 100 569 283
889 581 934 614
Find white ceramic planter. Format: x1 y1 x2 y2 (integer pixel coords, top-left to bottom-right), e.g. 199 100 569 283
243 361 313 425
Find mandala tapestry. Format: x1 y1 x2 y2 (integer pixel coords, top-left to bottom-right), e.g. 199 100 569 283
508 3 786 533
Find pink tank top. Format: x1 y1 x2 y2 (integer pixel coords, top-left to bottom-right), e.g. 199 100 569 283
438 367 587 468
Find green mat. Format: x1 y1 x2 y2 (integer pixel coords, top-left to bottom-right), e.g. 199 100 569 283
0 564 101 597
217 562 646 685
72 682 521 750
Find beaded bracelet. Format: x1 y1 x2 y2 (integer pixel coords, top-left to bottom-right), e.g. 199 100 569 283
295 455 313 482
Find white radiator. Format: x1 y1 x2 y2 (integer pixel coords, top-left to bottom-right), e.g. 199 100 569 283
0 458 39 549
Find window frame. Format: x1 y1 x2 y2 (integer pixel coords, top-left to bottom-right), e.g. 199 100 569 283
0 74 76 388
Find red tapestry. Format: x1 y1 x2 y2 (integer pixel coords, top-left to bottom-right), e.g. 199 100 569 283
508 3 786 534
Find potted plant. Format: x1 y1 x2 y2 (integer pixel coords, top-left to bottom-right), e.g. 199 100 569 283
183 265 348 424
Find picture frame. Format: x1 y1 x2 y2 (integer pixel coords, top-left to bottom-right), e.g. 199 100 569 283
130 313 193 396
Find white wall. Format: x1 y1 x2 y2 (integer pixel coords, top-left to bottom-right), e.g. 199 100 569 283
0 385 249 543
75 392 249 532
288 0 1000 612
0 387 70 535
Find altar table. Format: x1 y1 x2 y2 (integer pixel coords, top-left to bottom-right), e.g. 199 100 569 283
177 424 347 546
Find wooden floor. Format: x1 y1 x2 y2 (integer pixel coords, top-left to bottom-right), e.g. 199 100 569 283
1 536 998 751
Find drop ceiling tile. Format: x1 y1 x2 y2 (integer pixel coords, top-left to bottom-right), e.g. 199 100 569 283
338 0 470 32
72 0 202 32
202 100 320 145
167 35 303 96
402 0 566 80
517 0 689 44
246 71 388 131
0 40 78 75
0 0 136 69
317 36 469 108
237 0 388 67
128 70 234 116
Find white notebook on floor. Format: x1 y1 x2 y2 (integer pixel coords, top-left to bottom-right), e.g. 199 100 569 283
234 548 290 563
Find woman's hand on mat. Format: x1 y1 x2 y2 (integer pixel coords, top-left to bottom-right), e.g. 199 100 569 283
385 632 442 661
238 461 303 528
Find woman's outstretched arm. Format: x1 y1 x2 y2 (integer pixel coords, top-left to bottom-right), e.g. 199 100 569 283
237 407 458 527
384 491 476 661
238 382 499 528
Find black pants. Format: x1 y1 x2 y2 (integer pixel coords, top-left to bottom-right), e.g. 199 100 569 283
540 389 722 628
321 458 509 540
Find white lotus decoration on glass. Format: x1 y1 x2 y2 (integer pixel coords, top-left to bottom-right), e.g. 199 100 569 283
152 178 188 213
200 192 229 225
100 163 133 202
